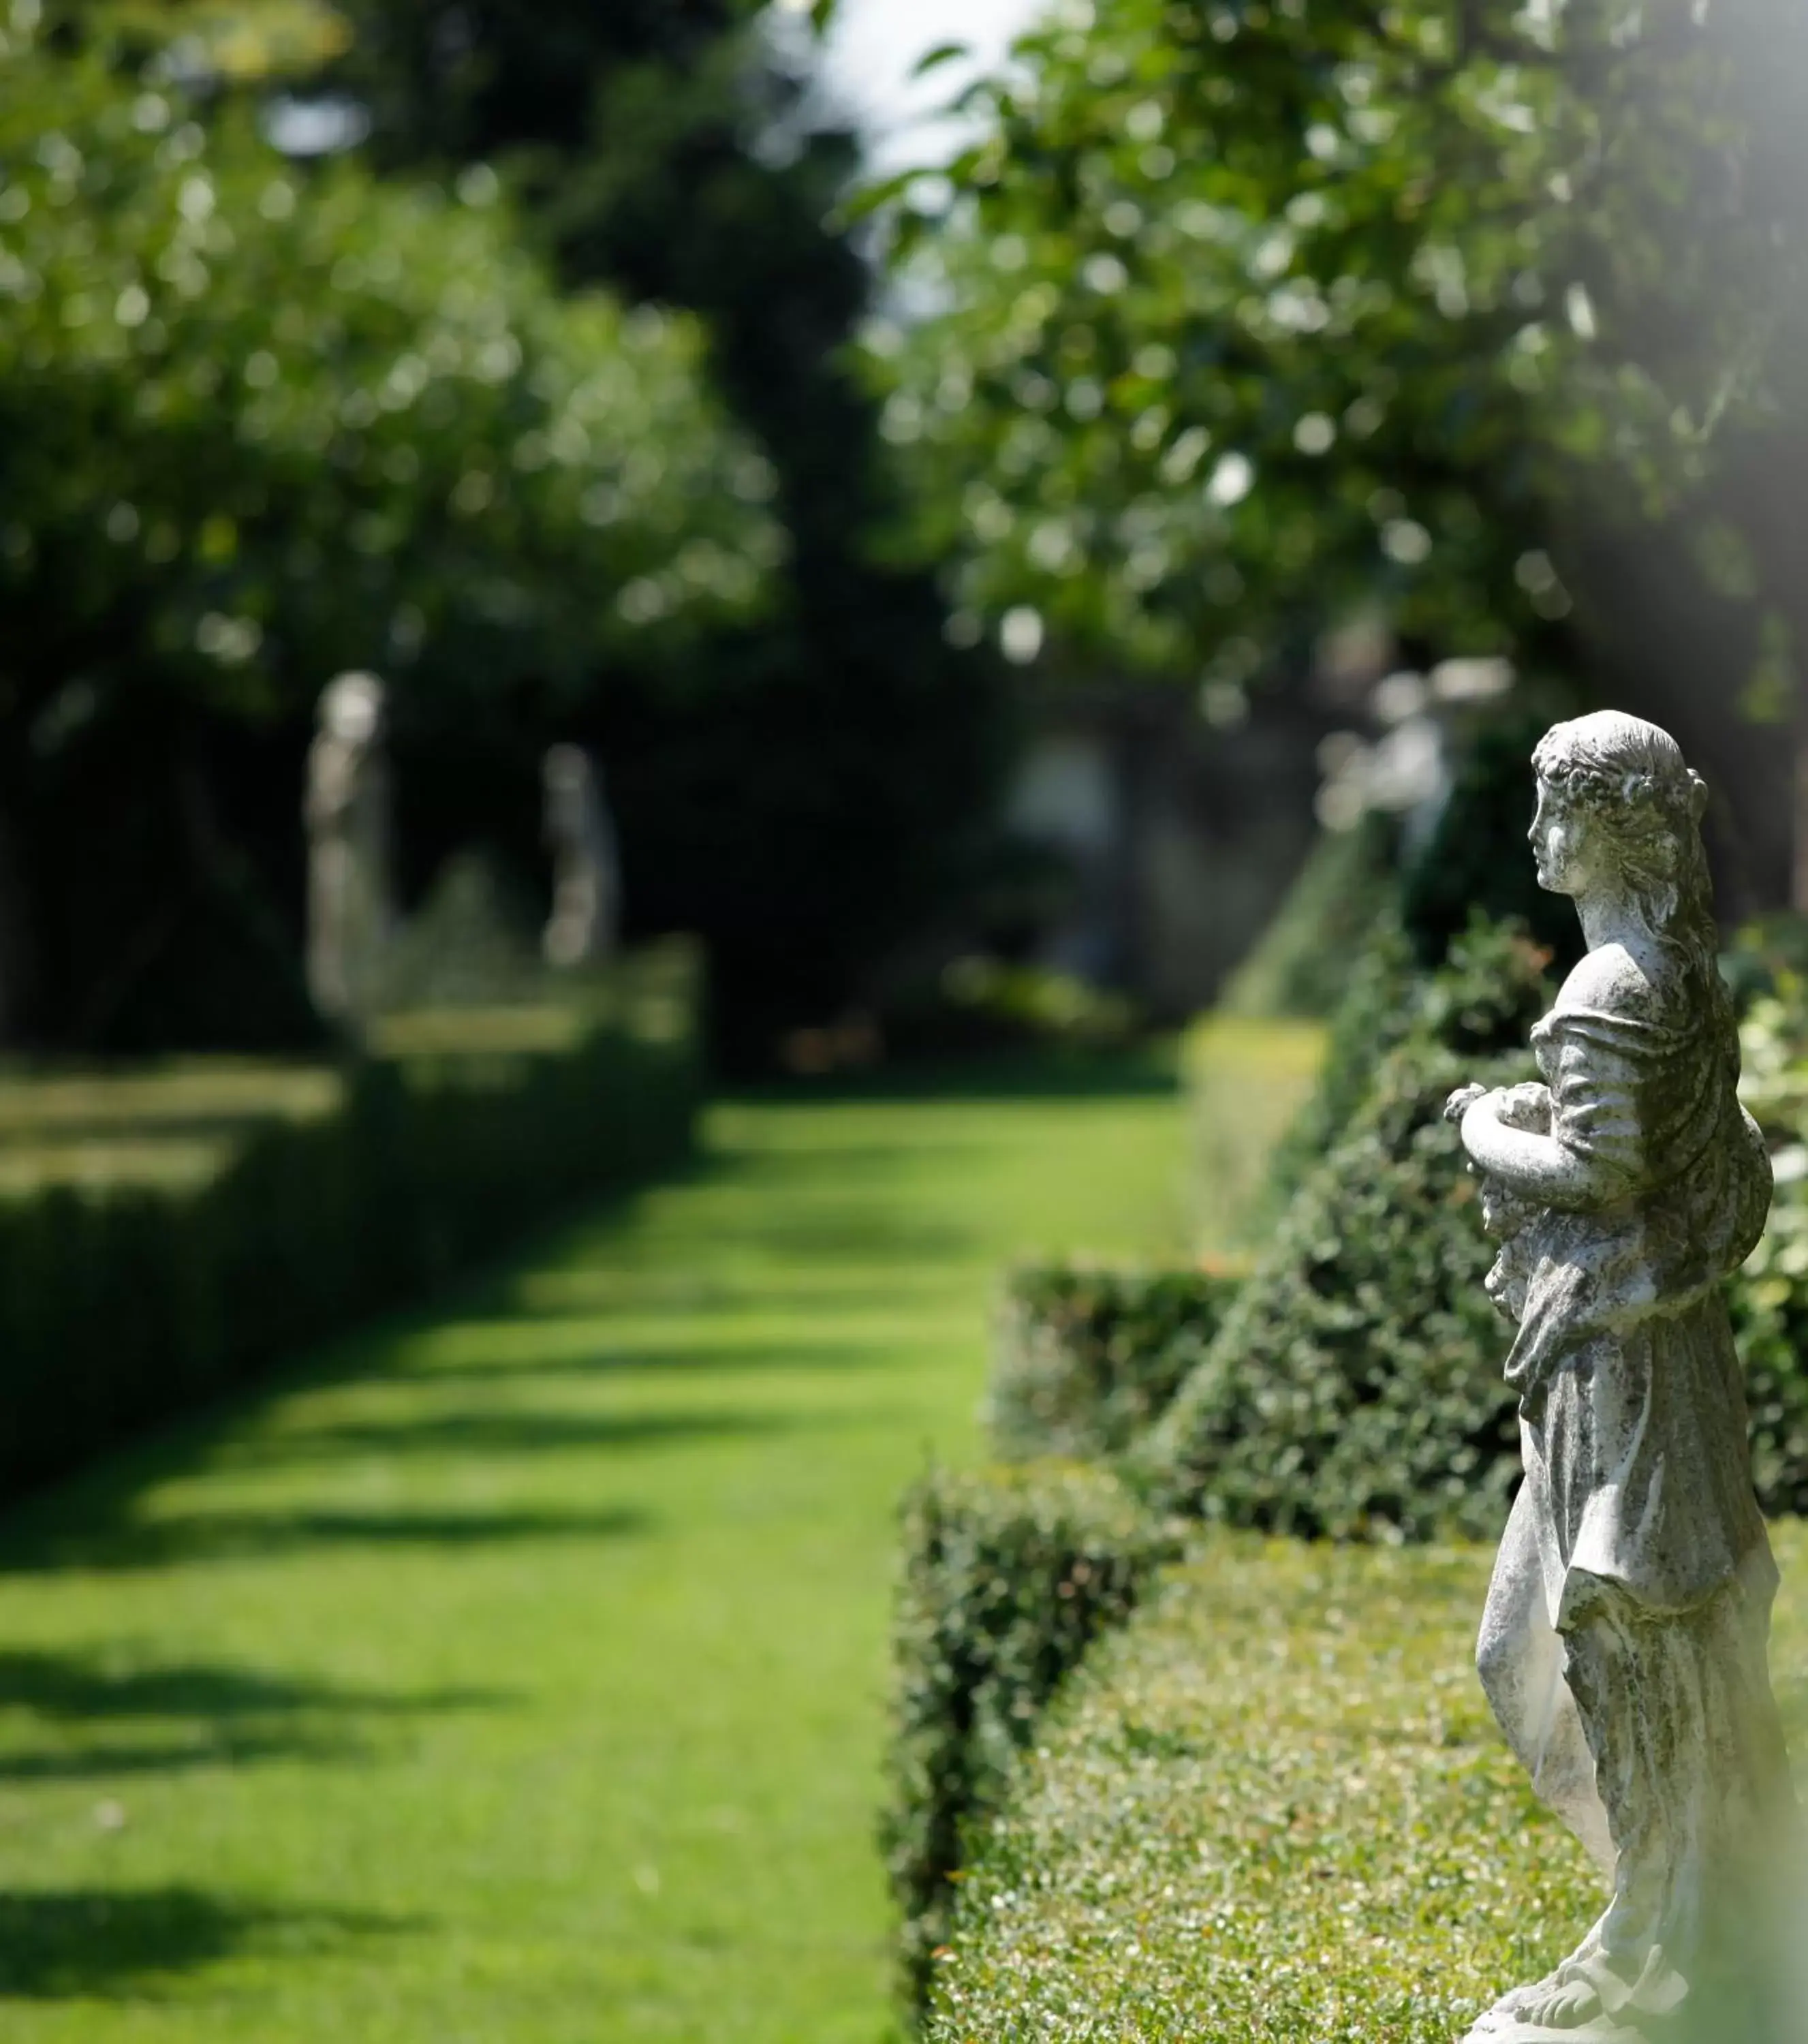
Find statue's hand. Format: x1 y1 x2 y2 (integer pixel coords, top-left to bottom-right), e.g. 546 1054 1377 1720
1444 1084 1489 1126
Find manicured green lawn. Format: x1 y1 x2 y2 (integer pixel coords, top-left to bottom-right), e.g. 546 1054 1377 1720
0 1053 1194 2041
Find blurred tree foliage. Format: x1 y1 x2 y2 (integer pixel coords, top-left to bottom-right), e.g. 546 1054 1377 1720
0 4 781 1047
306 0 1010 1060
864 0 1808 745
3 0 1006 1057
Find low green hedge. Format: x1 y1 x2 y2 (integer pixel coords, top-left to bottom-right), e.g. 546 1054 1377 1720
1726 980 1808 1513
1140 917 1808 1540
1134 920 1552 1541
0 941 702 1502
922 1535 1608 2041
924 1527 1808 2044
988 1263 1245 1464
883 1460 1176 2026
1136 1032 1531 1541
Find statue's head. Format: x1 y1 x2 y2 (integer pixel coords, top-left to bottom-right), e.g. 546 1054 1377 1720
1529 710 1709 920
544 745 593 799
544 745 602 837
320 671 385 747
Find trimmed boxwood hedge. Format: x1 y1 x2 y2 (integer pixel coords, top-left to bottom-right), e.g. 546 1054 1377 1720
1136 1032 1531 1540
1132 919 1553 1541
923 1536 1808 2044
918 1532 1683 2043
988 1262 1245 1464
1725 982 1808 1514
0 941 702 1502
883 1459 1176 2026
1138 917 1808 1539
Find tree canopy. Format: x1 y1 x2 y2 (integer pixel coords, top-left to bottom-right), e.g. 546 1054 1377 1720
300 0 1010 1058
0 18 779 747
0 1 1011 1057
0 10 786 1046
867 0 1808 701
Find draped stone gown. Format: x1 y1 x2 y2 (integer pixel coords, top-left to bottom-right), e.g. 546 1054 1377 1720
1474 967 1791 2026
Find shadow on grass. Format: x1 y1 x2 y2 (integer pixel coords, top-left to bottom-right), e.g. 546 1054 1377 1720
555 1144 980 1268
667 1209 971 1267
0 1654 500 1724
221 1406 796 1470
403 1336 920 1389
0 1137 949 1534
0 1055 1116 1592
730 1043 1180 1106
0 1649 505 1782
0 1502 650 1576
0 1885 415 2000
0 1737 342 1783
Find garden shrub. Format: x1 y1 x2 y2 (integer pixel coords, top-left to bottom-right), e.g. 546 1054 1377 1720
1728 978 1808 1513
1146 916 1808 1538
1138 1035 1532 1540
884 1460 1176 2026
1721 914 1808 1016
0 942 702 1502
1134 920 1555 1541
1251 687 1589 1211
919 1530 1808 2043
1732 1202 1808 1518
1265 888 1546 1208
988 1263 1245 1464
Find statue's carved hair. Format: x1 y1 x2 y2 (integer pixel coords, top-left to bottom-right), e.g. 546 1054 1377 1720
1532 710 1726 1042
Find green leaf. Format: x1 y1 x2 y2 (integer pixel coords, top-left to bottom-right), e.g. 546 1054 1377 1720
913 40 973 79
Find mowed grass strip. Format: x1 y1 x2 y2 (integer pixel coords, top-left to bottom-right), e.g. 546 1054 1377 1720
0 1056 1192 2043
928 1526 1808 2043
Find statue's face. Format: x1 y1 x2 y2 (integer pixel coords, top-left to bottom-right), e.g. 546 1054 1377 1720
1529 777 1599 897
324 675 382 746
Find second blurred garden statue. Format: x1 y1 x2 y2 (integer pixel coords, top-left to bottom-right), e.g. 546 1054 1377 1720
1448 713 1792 2039
542 746 621 971
305 672 396 1032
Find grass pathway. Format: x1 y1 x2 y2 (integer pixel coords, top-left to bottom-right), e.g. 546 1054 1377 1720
0 1057 1191 2042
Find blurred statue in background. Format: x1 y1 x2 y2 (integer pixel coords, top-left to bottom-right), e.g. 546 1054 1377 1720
542 745 621 970
305 670 394 1028
1447 712 1792 2040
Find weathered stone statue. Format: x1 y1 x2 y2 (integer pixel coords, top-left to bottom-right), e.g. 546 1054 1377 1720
1446 711 1793 2039
305 670 394 1027
542 745 621 970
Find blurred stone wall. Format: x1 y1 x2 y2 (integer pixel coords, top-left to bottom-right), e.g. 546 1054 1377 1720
1001 683 1325 1021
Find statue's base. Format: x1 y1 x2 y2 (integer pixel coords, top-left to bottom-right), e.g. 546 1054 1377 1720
1462 2015 1656 2043
1463 2030 1646 2043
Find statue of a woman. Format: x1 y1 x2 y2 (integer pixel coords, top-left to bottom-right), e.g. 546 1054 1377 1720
305 670 394 1028
1449 711 1793 2039
542 745 622 970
